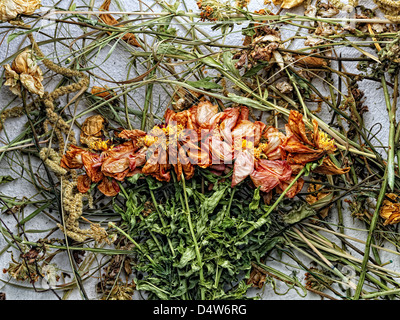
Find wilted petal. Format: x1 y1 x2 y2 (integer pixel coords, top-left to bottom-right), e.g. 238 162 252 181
19 72 44 97
195 100 219 128
286 110 315 147
142 148 171 182
272 0 305 9
77 174 92 194
261 126 286 160
3 64 21 96
276 176 304 199
99 0 141 48
60 145 86 169
231 150 255 187
312 157 350 175
101 141 136 181
250 159 292 193
81 152 104 183
97 177 120 197
91 86 115 100
118 129 147 141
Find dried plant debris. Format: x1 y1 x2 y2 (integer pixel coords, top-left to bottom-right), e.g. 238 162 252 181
1 0 400 302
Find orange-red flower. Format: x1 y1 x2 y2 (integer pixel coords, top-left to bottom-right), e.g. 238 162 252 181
282 110 349 175
250 159 293 193
77 174 91 194
101 141 137 181
60 145 87 170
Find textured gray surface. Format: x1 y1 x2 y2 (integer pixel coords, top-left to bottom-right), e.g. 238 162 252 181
0 0 394 300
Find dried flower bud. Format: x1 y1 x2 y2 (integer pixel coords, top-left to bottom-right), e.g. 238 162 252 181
0 0 41 23
275 81 293 94
3 49 44 97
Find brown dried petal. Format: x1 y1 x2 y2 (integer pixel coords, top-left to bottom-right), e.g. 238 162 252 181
91 86 115 100
3 64 21 96
80 115 107 138
294 55 328 68
99 0 141 48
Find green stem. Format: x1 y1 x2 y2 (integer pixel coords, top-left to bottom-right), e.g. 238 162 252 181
180 173 206 300
353 167 389 299
382 75 396 191
108 222 155 264
239 168 305 239
148 183 176 257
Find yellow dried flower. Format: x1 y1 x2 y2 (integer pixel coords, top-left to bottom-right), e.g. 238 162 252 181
4 49 44 97
272 0 305 9
0 0 41 23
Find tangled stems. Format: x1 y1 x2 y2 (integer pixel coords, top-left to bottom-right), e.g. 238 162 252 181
239 167 306 240
180 172 206 300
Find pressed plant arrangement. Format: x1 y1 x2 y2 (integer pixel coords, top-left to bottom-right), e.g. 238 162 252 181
1 0 400 301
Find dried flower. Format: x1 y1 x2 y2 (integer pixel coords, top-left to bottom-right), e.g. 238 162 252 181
247 266 266 289
4 49 44 97
196 0 235 21
91 85 116 100
275 81 293 93
99 0 141 48
79 114 108 149
272 0 305 9
380 193 400 225
0 0 41 23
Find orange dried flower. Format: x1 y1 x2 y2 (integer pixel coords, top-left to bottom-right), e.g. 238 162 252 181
99 0 141 48
380 194 400 226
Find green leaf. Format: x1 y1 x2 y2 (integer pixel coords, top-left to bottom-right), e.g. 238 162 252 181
175 246 196 268
0 175 15 184
223 50 240 77
127 173 143 184
227 93 271 111
281 202 317 225
249 187 261 211
243 62 268 78
7 32 23 43
186 77 223 90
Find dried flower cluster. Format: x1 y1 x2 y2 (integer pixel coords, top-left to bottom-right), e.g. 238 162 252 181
60 93 349 202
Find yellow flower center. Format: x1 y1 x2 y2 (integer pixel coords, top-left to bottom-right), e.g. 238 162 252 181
318 131 336 151
254 142 268 159
89 140 112 151
234 139 254 151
